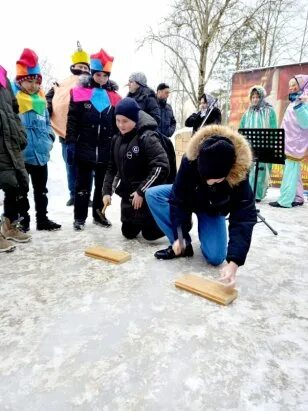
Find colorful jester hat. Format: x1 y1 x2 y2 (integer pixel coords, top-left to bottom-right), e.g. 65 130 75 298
90 49 114 74
16 48 42 84
71 41 90 66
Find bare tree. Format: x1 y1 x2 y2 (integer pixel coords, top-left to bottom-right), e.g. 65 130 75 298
299 9 308 62
139 0 267 108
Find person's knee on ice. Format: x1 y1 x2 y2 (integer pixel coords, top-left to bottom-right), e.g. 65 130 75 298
121 222 141 239
200 245 225 266
142 223 164 241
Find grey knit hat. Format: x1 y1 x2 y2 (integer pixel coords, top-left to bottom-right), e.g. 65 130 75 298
129 72 147 87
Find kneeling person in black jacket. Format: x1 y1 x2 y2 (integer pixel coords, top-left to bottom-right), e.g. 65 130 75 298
102 97 170 240
146 125 257 288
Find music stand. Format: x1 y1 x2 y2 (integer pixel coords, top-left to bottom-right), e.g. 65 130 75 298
238 128 285 236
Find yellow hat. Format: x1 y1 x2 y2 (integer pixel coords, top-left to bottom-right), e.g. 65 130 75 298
71 41 90 66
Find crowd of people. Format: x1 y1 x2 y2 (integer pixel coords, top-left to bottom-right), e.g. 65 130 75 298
1 42 307 287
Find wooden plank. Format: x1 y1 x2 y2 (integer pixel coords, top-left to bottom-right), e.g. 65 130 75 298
85 246 131 264
175 274 238 305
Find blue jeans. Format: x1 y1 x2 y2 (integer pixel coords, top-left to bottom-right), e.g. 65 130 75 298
145 184 227 266
62 141 77 199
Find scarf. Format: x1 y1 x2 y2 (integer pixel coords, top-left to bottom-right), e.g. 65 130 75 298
12 82 46 115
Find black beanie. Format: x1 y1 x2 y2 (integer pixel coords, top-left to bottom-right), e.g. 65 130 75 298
197 136 236 179
115 97 140 123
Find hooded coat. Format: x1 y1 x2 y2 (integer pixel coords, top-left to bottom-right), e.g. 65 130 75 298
103 111 170 224
283 74 308 160
0 66 28 192
170 125 257 266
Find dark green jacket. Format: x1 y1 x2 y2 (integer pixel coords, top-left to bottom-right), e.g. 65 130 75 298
0 69 28 192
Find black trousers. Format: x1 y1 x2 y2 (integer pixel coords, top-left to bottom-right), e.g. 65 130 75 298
3 187 29 223
4 163 48 223
74 160 107 222
23 163 49 222
121 220 164 241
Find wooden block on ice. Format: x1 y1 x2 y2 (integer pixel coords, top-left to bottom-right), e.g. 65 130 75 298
85 246 131 264
175 274 238 305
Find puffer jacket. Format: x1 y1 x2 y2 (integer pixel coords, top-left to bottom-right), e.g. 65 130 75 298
0 66 28 192
103 111 169 223
66 78 121 165
170 125 257 266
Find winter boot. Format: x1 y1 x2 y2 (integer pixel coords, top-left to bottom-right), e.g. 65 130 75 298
36 218 62 231
0 215 32 243
20 214 30 233
73 220 85 231
0 232 15 253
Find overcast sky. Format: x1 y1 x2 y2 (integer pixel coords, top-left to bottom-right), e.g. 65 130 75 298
1 0 172 95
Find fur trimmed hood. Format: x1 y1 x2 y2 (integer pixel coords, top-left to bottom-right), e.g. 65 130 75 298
186 125 252 187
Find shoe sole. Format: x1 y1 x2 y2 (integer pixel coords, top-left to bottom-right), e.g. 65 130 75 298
0 245 16 252
36 227 62 231
93 220 112 228
5 236 31 243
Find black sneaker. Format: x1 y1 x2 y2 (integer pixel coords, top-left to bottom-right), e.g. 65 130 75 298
291 201 304 207
66 198 74 206
269 201 288 208
37 219 62 231
73 220 85 231
93 217 112 228
154 243 194 260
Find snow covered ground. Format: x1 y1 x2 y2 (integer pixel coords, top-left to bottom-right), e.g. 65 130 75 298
1 140 308 410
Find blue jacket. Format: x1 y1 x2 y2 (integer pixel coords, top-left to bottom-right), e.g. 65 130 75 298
20 109 55 166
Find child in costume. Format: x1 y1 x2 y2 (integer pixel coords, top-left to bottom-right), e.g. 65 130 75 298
12 48 61 231
46 41 91 206
66 48 121 231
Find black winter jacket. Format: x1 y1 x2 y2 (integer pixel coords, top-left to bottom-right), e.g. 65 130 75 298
128 86 160 126
157 98 176 138
65 80 120 165
185 107 221 134
0 69 28 192
103 111 169 223
170 125 257 266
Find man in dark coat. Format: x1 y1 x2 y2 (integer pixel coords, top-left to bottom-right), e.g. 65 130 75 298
102 97 169 240
0 65 31 250
156 82 176 138
146 125 257 288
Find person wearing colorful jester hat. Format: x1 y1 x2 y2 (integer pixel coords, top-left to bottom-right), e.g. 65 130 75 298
269 75 308 208
0 64 31 251
66 48 121 231
11 48 61 232
46 41 91 207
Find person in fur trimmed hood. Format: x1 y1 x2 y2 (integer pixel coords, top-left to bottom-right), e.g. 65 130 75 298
146 125 257 287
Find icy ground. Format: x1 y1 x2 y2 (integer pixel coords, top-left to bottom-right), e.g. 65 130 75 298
0 140 308 411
